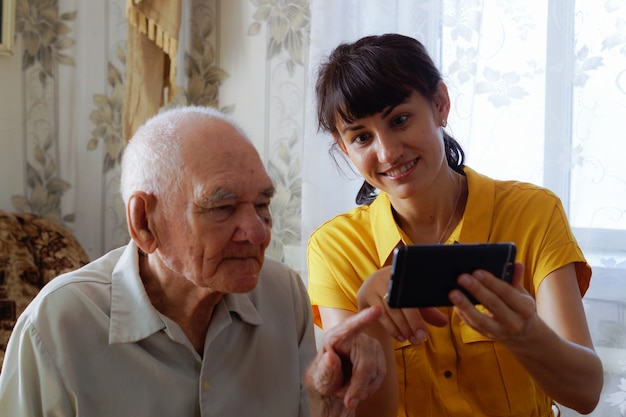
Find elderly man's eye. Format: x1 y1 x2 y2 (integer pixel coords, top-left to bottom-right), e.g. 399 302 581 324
257 203 272 224
206 205 234 221
257 202 271 215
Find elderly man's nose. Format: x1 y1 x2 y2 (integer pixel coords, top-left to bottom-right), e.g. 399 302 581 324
233 207 271 243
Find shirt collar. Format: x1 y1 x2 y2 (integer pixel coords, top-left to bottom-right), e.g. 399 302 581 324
367 166 496 264
369 192 404 266
109 241 263 345
109 242 164 344
457 166 495 243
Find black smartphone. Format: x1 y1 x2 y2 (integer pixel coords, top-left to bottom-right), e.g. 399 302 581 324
387 242 517 308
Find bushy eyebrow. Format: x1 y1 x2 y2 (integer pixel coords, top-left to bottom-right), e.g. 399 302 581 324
199 186 276 206
207 188 237 204
262 186 276 199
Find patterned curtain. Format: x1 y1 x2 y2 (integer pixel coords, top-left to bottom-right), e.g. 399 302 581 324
8 0 228 258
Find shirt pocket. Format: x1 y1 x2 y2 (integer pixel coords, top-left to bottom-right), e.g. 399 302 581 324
394 340 434 417
459 322 543 416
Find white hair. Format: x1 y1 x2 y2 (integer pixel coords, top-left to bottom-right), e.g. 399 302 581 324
120 106 247 207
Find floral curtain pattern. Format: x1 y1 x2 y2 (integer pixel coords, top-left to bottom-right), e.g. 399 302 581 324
246 0 309 269
7 0 232 257
6 0 309 270
12 0 76 222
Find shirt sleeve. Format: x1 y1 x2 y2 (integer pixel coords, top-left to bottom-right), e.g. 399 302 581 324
307 234 361 328
531 195 592 296
0 316 73 417
287 269 315 417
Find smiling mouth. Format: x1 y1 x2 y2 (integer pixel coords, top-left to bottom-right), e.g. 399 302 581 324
385 159 417 178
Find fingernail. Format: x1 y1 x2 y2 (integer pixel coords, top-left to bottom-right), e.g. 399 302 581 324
450 291 461 303
459 275 471 286
414 329 427 343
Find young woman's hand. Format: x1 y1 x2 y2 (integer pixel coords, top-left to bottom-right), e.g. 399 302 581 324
450 261 603 413
356 267 448 344
449 262 538 344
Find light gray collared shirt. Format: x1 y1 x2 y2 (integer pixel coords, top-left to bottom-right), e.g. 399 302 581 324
0 241 316 416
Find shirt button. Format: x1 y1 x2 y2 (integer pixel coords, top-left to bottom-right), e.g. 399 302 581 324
443 370 453 379
202 380 210 391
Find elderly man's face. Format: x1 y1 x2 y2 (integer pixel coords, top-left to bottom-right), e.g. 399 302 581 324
154 118 274 294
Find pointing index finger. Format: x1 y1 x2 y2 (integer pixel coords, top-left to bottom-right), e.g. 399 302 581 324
323 307 383 349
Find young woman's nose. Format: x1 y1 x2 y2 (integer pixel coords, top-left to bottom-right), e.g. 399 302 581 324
375 133 402 164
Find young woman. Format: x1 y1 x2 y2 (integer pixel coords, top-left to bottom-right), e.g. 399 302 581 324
307 33 603 417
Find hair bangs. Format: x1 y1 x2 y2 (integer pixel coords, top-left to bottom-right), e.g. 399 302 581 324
320 59 411 133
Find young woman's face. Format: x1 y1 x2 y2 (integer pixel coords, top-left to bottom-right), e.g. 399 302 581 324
335 85 450 200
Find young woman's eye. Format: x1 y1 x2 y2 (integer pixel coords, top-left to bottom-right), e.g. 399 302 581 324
391 114 408 127
353 132 371 144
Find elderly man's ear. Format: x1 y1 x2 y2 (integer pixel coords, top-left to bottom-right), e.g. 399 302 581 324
127 192 158 254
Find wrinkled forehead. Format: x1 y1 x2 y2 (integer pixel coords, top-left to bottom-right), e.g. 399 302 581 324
191 163 275 207
182 120 274 200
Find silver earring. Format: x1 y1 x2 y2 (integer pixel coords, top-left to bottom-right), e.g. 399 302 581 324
441 119 447 127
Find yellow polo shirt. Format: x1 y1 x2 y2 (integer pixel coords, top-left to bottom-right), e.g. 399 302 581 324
307 166 591 417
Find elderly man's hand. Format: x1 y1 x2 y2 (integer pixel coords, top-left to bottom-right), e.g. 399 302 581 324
305 307 386 416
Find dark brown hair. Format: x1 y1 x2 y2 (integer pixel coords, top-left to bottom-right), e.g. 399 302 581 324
315 33 465 204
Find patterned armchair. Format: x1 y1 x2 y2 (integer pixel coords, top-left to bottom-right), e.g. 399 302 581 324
0 210 90 371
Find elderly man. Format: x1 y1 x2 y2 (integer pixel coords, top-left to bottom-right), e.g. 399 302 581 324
0 106 385 416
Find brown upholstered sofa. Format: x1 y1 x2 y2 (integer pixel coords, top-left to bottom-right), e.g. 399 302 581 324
0 210 90 371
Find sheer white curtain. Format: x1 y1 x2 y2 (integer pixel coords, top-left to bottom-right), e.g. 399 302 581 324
303 1 626 415
302 0 441 275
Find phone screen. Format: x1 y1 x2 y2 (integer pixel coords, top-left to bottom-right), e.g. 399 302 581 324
387 242 516 308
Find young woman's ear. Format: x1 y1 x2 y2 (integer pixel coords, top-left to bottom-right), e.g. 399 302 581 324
334 133 348 155
433 81 451 124
127 192 157 254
